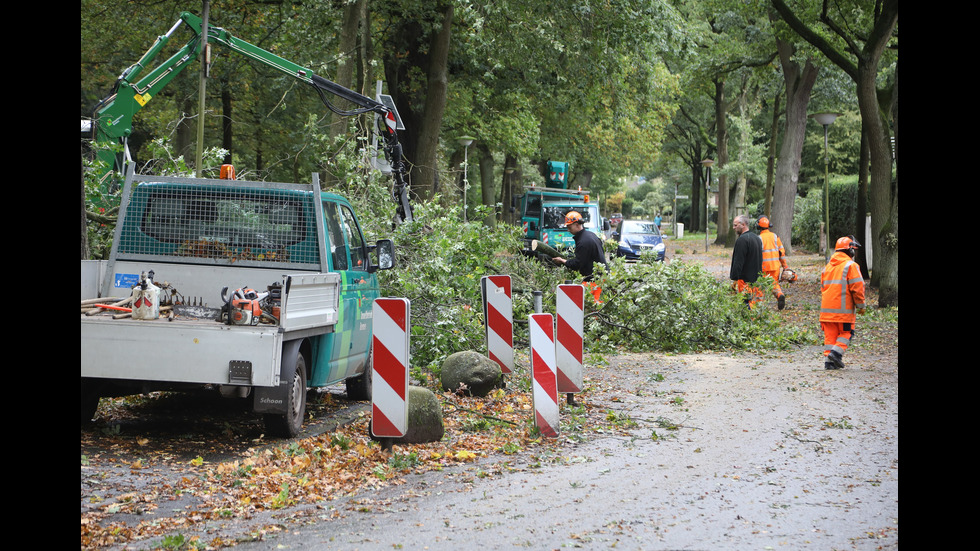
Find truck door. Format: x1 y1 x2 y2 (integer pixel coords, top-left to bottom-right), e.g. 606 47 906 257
310 200 380 386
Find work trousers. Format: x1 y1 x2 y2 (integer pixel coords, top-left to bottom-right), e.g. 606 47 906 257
763 269 784 298
821 321 854 357
735 279 763 309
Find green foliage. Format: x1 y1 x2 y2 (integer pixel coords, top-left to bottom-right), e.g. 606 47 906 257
791 176 861 252
141 138 230 178
378 200 566 384
159 533 204 550
388 451 421 471
791 191 822 252
585 257 808 353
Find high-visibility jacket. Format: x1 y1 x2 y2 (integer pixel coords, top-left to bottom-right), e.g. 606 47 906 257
759 229 787 272
820 252 866 324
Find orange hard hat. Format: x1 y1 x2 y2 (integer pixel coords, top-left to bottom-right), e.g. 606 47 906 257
757 216 770 229
564 211 584 226
835 236 862 251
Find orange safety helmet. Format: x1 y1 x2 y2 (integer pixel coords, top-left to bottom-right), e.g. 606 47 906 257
835 236 862 251
564 211 584 226
757 215 770 229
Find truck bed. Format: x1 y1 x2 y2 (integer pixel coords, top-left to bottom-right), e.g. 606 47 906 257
81 271 341 388
81 312 284 386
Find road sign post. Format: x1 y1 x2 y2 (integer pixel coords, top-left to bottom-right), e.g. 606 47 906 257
556 283 584 403
371 298 410 449
529 312 559 438
481 275 513 375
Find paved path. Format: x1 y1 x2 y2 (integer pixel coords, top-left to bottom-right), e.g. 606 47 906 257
236 345 898 550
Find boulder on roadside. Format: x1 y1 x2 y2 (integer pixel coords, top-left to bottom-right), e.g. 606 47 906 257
370 385 444 444
440 350 502 397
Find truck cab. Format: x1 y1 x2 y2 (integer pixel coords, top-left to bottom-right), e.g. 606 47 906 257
522 196 604 249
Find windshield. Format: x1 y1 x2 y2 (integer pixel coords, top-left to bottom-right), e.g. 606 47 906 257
542 206 599 230
619 221 662 245
621 221 660 235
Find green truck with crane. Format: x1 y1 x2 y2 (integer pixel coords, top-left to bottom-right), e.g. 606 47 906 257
81 12 410 437
514 160 607 252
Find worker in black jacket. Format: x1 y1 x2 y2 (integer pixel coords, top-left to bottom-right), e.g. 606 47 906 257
551 211 607 281
730 214 764 308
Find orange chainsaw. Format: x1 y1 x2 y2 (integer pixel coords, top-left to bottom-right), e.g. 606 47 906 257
221 286 267 325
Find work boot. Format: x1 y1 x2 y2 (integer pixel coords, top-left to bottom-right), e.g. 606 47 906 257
825 351 845 370
777 294 786 310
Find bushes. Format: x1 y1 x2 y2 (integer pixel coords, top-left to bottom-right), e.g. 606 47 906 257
791 176 862 252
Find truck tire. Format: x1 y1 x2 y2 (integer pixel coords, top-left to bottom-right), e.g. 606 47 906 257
345 360 372 401
81 378 101 423
264 353 308 438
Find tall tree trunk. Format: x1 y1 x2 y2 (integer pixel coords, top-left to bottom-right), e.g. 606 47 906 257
771 37 818 256
854 130 870 279
175 97 195 163
690 161 701 232
322 0 363 186
713 79 729 245
477 143 496 228
332 0 361 133
862 61 897 306
357 0 374 137
728 85 751 247
412 4 453 201
764 92 781 218
502 154 518 225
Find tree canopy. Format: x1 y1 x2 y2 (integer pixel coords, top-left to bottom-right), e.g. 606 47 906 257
81 0 897 305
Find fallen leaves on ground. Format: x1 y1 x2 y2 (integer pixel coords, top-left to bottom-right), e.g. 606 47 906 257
81 384 623 550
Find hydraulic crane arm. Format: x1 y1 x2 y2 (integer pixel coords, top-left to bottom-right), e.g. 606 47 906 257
90 11 413 224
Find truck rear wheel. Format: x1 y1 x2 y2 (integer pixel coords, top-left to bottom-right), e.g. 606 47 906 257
345 359 372 401
264 353 308 438
81 378 101 423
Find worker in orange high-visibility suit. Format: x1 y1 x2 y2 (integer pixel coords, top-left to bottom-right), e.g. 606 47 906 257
757 216 789 310
820 236 866 370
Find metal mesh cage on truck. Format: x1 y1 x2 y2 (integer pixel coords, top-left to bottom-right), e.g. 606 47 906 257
114 176 323 270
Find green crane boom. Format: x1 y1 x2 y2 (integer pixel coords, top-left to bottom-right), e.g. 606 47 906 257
88 12 413 224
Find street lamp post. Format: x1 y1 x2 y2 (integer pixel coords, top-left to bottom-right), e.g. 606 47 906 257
504 166 515 225
811 113 839 260
701 158 714 252
458 136 476 222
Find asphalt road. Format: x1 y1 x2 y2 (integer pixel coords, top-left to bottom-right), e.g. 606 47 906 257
233 345 898 550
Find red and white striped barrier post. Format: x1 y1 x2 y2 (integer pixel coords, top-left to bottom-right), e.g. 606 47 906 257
556 283 584 401
481 275 513 375
371 298 410 449
529 312 559 438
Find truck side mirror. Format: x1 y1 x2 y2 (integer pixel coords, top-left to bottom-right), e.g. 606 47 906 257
371 239 395 271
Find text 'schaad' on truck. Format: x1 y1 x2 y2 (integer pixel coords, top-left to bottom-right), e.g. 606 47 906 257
81 12 412 437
